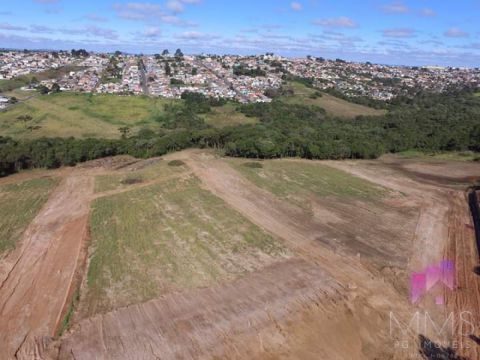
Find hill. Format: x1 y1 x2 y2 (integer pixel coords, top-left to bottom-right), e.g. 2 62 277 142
0 91 256 139
280 81 385 118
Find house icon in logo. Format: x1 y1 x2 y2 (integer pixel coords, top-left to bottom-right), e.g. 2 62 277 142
410 260 455 305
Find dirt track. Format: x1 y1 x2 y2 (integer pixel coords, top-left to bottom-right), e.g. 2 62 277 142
446 192 480 359
0 175 93 359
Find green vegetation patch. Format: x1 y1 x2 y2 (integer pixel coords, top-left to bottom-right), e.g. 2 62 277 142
0 176 59 255
280 81 385 118
230 159 387 210
243 161 263 169
167 159 185 167
203 102 258 127
0 92 173 139
85 176 286 315
94 159 186 193
396 150 480 162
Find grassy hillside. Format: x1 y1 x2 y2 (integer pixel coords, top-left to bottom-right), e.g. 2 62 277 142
0 92 173 139
0 92 257 138
0 177 59 255
229 159 387 212
202 102 257 127
281 81 385 118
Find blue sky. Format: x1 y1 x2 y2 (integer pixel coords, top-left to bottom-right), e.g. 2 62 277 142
1 0 479 66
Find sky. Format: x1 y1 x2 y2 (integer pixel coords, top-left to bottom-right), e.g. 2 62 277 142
0 0 479 66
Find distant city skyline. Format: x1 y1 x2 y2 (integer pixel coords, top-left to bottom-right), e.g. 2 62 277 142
1 0 479 67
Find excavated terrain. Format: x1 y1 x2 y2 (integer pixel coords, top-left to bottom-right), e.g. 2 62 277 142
0 150 478 359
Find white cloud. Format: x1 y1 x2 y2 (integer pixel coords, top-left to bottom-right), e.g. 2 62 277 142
444 28 468 38
382 28 416 38
0 22 26 31
312 17 357 28
419 8 436 17
166 0 184 14
291 2 302 11
142 26 162 38
86 13 108 22
381 2 410 14
177 31 208 39
113 2 163 20
30 24 56 33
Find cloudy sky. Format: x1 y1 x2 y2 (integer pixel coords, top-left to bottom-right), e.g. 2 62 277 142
1 0 479 66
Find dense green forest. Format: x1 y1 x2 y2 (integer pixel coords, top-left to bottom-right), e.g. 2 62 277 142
1 89 479 177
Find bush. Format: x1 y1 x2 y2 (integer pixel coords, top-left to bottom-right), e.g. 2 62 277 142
121 177 143 185
168 160 186 167
243 162 263 169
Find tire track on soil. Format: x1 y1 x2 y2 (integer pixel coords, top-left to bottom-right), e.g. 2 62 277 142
0 175 94 360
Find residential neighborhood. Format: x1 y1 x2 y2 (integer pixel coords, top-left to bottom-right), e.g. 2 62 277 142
1 50 479 103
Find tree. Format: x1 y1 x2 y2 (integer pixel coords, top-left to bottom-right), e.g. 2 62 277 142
175 48 183 58
162 49 169 56
50 83 61 93
165 62 172 76
118 126 131 139
470 124 480 152
37 85 49 95
191 67 198 76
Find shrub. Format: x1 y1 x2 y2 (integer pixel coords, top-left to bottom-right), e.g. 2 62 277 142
168 160 186 167
121 177 143 185
243 162 263 169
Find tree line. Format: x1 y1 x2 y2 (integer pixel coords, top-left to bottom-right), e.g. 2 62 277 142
0 90 479 177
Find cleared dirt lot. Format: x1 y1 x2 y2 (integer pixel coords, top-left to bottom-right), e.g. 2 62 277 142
0 151 478 359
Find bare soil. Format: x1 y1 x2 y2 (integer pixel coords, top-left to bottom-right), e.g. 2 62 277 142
0 175 94 359
0 152 478 359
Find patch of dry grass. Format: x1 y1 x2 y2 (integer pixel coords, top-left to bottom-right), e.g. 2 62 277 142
85 175 288 315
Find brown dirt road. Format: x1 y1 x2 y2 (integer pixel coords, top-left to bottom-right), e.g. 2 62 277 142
446 192 480 359
0 175 94 359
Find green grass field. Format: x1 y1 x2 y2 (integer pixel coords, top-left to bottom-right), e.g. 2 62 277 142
0 92 173 139
85 174 287 315
229 159 387 211
0 92 257 138
395 150 480 162
203 102 257 127
280 82 385 118
0 177 59 255
94 159 188 193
